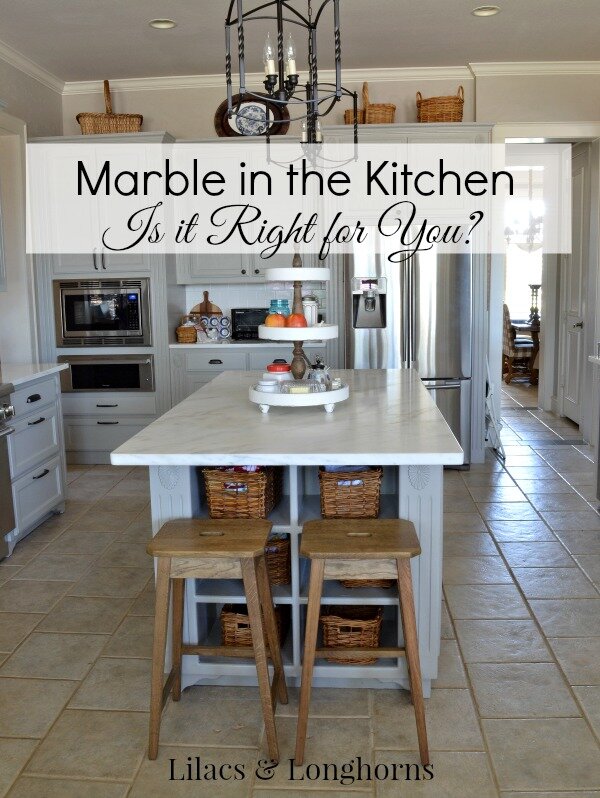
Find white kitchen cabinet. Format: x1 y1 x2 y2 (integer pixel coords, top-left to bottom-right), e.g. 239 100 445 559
175 253 261 284
63 415 155 457
4 369 67 556
51 251 150 276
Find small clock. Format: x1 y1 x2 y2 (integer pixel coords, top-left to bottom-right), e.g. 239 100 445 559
214 94 290 137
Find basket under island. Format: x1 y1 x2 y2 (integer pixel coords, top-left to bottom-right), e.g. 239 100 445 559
110 369 463 695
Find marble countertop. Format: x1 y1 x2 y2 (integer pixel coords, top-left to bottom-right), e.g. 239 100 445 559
170 341 323 349
111 369 464 467
0 362 68 388
589 356 600 366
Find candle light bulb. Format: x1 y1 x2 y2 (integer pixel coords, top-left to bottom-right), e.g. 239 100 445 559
284 32 297 76
315 118 323 143
300 120 308 143
263 32 276 76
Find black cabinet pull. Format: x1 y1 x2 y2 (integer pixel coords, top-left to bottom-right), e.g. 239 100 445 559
97 421 119 425
96 403 118 408
241 269 246 274
28 417 45 426
33 468 50 480
27 393 41 404
254 268 260 274
208 359 223 365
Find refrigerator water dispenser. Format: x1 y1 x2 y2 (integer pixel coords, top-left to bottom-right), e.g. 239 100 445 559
352 277 387 328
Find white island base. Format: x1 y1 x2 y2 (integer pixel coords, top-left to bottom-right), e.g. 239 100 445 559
111 370 463 696
148 462 443 695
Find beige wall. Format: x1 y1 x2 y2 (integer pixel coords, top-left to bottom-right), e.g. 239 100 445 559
475 74 600 123
62 77 475 139
0 59 62 137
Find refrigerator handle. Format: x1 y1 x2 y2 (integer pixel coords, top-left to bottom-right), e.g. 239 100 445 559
409 255 417 366
401 256 410 367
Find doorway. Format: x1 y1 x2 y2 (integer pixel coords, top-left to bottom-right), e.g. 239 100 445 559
490 127 600 450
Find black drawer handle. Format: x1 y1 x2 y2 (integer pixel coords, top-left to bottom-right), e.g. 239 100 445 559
28 417 46 426
97 421 119 425
241 269 246 274
33 468 50 480
254 268 260 274
27 393 41 404
96 403 118 408
209 359 223 365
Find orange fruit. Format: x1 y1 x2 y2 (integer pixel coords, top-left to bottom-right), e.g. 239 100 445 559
264 313 286 327
286 313 308 328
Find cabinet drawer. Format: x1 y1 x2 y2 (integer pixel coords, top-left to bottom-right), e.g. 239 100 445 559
8 404 60 479
12 455 64 533
12 376 58 418
61 394 157 416
63 415 154 453
182 351 247 371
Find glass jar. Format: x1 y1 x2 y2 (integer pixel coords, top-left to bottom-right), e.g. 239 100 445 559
269 299 290 317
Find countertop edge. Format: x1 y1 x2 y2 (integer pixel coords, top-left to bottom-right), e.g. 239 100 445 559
110 453 464 466
2 363 68 387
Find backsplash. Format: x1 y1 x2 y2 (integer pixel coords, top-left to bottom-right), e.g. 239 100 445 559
184 282 326 317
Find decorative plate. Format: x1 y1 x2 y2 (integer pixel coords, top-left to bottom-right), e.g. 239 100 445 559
214 94 290 138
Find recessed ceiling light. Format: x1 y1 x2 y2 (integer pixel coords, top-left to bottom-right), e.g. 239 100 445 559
472 5 501 16
149 18 177 29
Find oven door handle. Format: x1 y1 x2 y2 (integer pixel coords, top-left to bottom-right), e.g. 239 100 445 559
62 358 153 366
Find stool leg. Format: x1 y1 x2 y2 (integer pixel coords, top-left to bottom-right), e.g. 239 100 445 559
241 557 279 763
397 557 429 766
255 554 288 706
294 557 325 766
149 557 171 760
171 578 185 702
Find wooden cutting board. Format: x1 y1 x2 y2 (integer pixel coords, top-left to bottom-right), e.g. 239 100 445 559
191 291 222 316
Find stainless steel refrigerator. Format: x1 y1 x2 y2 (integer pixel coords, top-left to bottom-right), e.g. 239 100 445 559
344 237 472 464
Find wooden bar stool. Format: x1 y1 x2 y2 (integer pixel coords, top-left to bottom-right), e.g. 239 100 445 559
146 518 288 761
295 518 429 766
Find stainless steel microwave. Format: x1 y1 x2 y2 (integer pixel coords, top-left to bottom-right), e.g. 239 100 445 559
53 278 151 346
58 355 154 392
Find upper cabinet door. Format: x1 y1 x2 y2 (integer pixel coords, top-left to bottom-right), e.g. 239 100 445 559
176 253 260 284
51 251 151 276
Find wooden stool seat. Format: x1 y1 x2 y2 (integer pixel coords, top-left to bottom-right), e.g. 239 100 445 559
147 518 287 762
295 518 429 767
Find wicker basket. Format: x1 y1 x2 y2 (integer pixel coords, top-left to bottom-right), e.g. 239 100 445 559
344 82 395 125
176 325 197 344
320 605 383 664
77 80 143 135
221 604 286 647
319 467 383 518
416 85 464 123
203 467 283 519
265 534 291 585
340 578 395 589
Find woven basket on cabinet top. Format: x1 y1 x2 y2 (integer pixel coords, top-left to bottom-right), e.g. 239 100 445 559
320 605 383 664
416 85 464 123
77 80 143 134
344 82 396 125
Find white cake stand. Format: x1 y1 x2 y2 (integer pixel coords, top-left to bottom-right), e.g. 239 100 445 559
249 383 349 413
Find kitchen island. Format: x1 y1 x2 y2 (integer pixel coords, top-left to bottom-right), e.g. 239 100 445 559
111 369 463 694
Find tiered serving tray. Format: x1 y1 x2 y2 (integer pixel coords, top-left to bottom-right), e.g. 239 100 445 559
249 259 349 412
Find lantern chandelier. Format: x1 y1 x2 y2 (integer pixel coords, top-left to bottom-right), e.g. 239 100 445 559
225 0 359 144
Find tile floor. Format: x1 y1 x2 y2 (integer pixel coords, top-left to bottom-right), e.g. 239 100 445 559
0 402 599 796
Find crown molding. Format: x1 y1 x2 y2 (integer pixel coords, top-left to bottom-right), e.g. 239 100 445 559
62 65 472 96
470 61 600 77
0 37 64 94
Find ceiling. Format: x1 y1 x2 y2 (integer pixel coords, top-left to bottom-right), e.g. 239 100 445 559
1 0 600 83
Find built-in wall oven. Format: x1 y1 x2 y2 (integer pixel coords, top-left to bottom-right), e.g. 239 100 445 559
58 355 155 392
53 278 151 346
